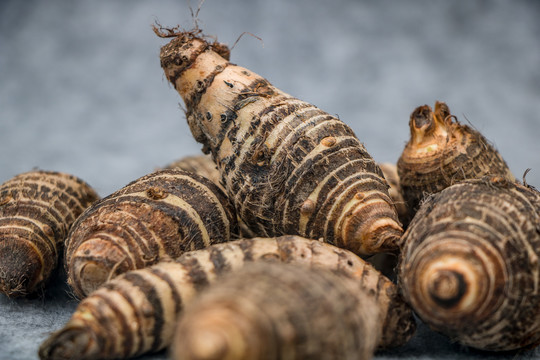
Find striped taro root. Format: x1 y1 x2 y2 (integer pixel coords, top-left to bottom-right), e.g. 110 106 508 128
173 261 383 360
156 28 402 256
64 168 237 299
399 177 540 351
397 101 514 218
0 170 98 297
39 236 416 360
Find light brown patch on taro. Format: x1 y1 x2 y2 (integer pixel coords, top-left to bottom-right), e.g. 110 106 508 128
300 199 315 214
320 136 336 147
146 187 168 200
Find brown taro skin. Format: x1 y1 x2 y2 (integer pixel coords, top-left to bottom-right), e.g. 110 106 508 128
39 236 416 360
156 29 403 257
397 101 514 219
0 170 99 297
165 154 256 238
399 177 540 351
172 261 383 360
378 162 409 226
64 168 238 299
165 154 223 190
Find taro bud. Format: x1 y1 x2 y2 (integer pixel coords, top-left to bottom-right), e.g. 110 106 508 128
397 101 514 217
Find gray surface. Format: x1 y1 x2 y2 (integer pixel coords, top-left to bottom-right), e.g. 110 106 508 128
1 0 540 359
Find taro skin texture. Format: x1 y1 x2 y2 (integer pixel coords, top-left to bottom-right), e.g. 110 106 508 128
157 29 403 256
399 177 540 351
64 168 237 298
165 154 256 238
172 261 383 360
397 101 514 220
0 170 98 297
39 236 415 360
378 162 409 225
165 154 222 191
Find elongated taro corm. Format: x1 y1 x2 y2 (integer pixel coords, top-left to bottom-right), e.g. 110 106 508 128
156 27 402 256
397 101 514 217
64 168 238 299
399 177 540 351
0 170 98 297
172 261 383 360
39 235 416 360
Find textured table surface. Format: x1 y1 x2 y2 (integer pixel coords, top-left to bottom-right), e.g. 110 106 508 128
1 0 540 359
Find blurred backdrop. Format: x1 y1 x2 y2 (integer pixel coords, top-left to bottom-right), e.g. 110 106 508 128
1 1 540 359
1 0 539 197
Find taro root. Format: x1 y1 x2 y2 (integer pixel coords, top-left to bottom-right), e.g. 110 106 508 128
64 168 238 299
156 28 402 256
0 170 98 297
399 177 540 351
172 261 383 360
397 101 514 218
39 236 415 360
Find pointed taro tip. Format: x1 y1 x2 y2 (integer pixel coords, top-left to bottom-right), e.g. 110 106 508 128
380 296 417 349
38 326 96 360
349 217 403 256
0 239 43 297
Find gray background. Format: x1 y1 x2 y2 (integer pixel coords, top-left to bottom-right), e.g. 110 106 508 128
1 0 539 359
